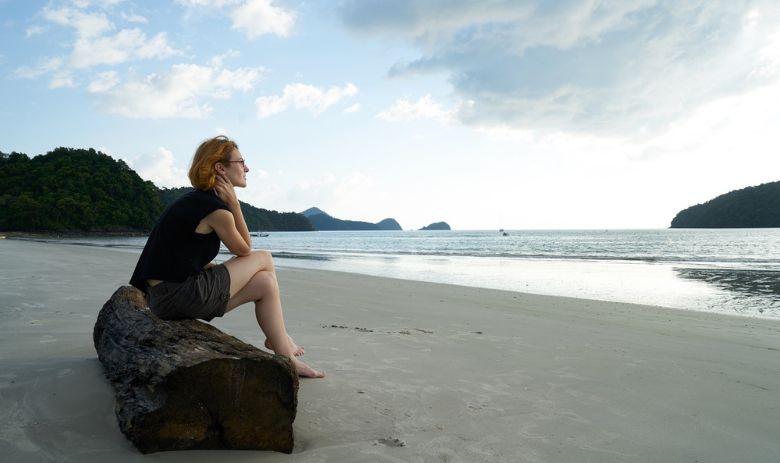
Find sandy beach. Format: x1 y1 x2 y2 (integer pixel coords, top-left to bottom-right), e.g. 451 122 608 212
1 239 779 462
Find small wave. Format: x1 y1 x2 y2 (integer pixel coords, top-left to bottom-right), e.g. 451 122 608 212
261 248 780 271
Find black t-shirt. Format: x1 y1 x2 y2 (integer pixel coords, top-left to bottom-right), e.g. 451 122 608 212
130 189 230 292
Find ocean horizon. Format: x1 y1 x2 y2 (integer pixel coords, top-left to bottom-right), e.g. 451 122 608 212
19 228 780 320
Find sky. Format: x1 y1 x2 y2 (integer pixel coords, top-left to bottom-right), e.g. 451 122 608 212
1 0 779 230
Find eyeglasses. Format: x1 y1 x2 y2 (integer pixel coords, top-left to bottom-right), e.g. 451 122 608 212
225 159 246 167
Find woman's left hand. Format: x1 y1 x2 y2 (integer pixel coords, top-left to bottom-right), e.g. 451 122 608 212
214 173 239 207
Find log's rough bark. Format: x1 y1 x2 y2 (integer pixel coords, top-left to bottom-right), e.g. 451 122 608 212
93 286 298 454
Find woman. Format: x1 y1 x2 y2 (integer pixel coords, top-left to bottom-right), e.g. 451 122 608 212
130 135 324 378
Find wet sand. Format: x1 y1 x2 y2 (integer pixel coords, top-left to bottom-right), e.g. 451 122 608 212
1 239 779 462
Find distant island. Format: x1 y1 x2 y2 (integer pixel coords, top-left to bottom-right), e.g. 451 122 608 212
302 207 402 231
0 148 312 233
670 180 780 228
420 222 451 231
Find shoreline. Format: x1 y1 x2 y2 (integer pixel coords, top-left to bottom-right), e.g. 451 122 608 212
1 239 780 462
5 233 779 320
2 230 150 238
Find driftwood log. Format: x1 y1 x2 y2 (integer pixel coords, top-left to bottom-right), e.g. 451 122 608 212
93 286 298 454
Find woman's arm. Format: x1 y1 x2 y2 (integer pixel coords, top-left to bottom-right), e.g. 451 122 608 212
206 210 252 256
226 197 251 250
208 173 252 256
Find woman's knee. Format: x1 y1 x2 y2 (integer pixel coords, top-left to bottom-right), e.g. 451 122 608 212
251 250 275 271
247 270 278 298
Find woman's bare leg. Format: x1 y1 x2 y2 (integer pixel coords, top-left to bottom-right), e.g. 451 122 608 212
266 337 304 356
222 251 324 378
222 251 301 355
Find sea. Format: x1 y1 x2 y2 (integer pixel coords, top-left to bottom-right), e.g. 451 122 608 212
44 229 780 319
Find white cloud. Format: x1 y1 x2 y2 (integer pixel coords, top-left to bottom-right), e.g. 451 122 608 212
92 0 127 7
177 0 295 38
41 6 179 68
752 29 780 78
229 0 295 39
71 28 178 68
377 95 454 123
64 0 126 7
87 70 120 92
639 80 780 165
256 82 358 118
343 103 361 113
337 1 780 137
175 0 240 7
338 0 657 53
120 11 148 23
13 57 77 89
449 77 780 228
49 71 77 89
42 6 113 38
25 25 47 37
209 49 240 67
131 147 188 188
213 67 261 94
88 63 264 118
472 124 537 143
14 57 63 79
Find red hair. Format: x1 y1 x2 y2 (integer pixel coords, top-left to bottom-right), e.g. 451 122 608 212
188 135 238 190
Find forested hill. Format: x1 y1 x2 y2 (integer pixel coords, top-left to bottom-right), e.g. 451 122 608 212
160 187 313 231
0 148 160 231
300 207 403 230
0 148 312 232
670 181 780 228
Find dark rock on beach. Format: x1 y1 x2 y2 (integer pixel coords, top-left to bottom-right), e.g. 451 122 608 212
93 286 298 454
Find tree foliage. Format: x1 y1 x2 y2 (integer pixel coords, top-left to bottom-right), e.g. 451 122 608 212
0 148 312 232
0 148 161 232
670 181 780 228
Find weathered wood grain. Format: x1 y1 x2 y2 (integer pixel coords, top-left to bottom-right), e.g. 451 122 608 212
93 286 298 454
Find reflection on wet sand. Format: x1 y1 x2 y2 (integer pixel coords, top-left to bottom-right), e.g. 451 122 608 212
674 267 780 314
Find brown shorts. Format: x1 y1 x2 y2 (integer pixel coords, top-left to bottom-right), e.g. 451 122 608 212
146 265 231 322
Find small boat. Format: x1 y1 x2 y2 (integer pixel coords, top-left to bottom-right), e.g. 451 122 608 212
252 232 269 237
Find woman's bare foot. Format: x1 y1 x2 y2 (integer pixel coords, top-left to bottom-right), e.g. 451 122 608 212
294 358 325 378
265 335 304 356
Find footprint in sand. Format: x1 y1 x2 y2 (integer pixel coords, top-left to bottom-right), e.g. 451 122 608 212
376 437 406 447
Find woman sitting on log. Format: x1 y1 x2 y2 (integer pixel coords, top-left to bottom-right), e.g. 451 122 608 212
130 135 324 378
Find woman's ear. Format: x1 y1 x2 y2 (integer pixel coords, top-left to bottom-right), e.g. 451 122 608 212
214 162 225 175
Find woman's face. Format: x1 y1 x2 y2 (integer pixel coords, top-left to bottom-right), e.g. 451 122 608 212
221 148 249 187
